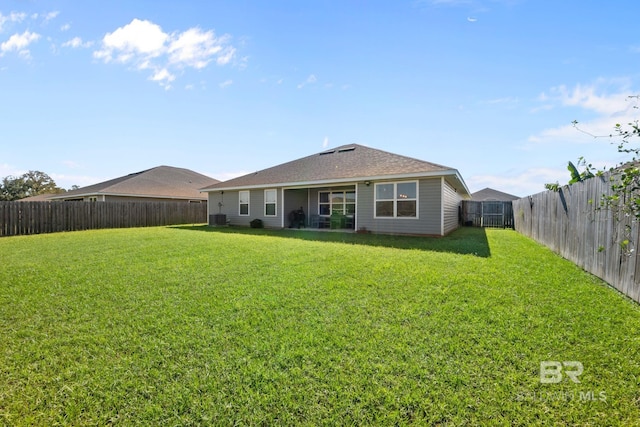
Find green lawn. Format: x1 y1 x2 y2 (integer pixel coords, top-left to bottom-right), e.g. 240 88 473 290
0 226 639 426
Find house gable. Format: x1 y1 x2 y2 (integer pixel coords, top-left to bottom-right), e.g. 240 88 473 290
471 187 519 202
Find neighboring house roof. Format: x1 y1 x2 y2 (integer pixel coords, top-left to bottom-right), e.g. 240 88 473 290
471 187 520 201
201 144 470 195
47 166 219 201
18 193 58 201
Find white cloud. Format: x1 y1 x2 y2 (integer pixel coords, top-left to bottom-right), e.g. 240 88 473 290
94 18 237 88
60 23 71 32
470 167 568 197
62 36 92 48
44 11 59 22
215 44 235 65
150 68 175 82
541 81 632 116
168 28 233 69
322 136 329 148
0 163 26 179
530 81 639 145
297 74 317 89
486 96 518 105
219 79 232 88
0 30 40 57
0 12 27 31
94 19 167 63
149 68 175 90
50 173 104 189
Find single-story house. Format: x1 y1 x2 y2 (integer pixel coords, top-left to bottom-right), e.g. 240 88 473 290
471 187 520 202
35 166 219 203
201 144 470 236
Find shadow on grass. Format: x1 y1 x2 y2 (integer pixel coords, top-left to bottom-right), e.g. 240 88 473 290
171 224 492 257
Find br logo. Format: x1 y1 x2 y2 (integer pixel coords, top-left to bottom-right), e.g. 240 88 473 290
540 361 583 384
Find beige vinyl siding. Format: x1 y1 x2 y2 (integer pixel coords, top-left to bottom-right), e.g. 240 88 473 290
357 178 442 235
442 178 463 235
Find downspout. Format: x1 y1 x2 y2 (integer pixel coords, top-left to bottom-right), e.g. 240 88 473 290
206 191 211 224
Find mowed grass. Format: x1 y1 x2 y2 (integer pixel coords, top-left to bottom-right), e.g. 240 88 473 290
0 226 639 426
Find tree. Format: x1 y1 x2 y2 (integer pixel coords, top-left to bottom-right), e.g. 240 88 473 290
599 120 640 219
568 105 640 218
0 176 28 201
0 171 65 201
544 157 596 191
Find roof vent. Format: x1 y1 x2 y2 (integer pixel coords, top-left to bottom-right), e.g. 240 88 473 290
319 149 336 155
338 146 356 153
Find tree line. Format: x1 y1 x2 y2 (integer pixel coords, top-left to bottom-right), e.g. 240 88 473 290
0 171 76 201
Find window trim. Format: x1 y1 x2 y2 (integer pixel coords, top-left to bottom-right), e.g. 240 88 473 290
373 181 419 219
264 189 277 217
239 190 250 216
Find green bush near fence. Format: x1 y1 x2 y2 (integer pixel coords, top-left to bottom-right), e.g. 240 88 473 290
1 226 639 425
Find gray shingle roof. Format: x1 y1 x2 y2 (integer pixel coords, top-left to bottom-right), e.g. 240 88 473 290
49 166 219 200
202 144 468 193
471 187 520 201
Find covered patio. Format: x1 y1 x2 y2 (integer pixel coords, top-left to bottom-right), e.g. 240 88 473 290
284 185 356 230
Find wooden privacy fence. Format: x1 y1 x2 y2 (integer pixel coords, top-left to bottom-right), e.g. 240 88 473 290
461 200 514 228
513 175 640 304
0 201 207 237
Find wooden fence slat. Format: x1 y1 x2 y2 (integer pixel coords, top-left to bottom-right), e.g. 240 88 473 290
0 201 207 237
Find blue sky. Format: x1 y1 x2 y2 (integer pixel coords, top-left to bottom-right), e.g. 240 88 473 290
1 0 639 197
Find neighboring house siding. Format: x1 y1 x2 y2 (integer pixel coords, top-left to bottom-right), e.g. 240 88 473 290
357 178 441 235
442 178 463 235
